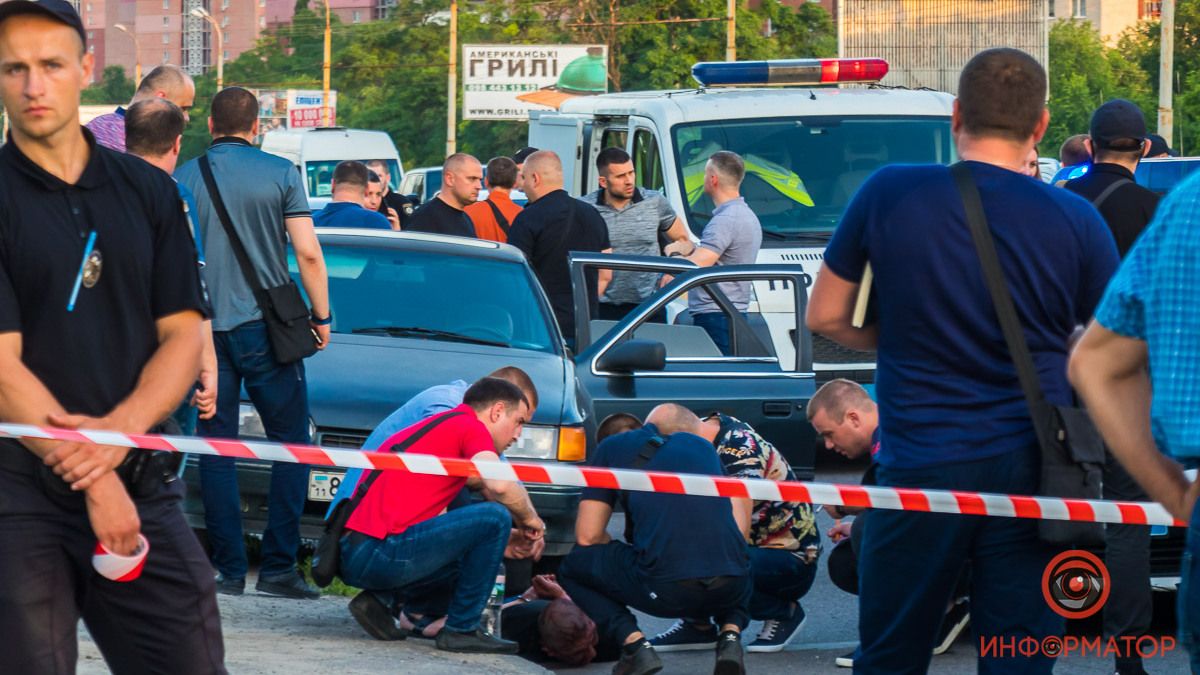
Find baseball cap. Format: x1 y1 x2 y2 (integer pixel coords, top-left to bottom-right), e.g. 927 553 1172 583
512 147 538 164
0 0 86 47
1146 133 1179 158
1090 99 1147 150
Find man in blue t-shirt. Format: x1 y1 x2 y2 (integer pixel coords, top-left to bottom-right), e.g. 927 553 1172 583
558 410 751 675
808 49 1119 673
313 160 392 230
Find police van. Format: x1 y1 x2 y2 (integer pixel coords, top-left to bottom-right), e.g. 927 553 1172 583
528 58 955 386
261 127 405 213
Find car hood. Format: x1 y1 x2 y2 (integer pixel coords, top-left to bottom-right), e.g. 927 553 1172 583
301 334 570 434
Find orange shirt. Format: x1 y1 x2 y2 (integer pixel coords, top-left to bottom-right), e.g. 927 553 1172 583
465 191 523 243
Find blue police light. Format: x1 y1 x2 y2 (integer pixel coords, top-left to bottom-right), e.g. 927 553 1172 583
692 58 889 87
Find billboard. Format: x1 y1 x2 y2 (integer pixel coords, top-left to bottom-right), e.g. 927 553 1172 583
287 90 338 129
462 44 608 121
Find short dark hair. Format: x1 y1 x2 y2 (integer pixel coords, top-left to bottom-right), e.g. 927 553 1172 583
597 413 642 444
1094 144 1145 165
485 156 518 189
596 147 631 173
332 160 370 189
708 150 745 185
463 377 528 412
539 599 598 666
125 98 184 158
1060 134 1090 166
957 48 1047 142
367 170 383 184
210 87 259 136
487 366 538 409
365 159 390 178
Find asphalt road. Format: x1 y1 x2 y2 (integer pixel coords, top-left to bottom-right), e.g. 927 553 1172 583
562 464 1188 675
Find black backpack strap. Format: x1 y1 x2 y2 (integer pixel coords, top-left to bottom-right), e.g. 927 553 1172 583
341 410 468 521
199 154 265 296
485 198 510 235
1090 177 1132 211
620 434 666 542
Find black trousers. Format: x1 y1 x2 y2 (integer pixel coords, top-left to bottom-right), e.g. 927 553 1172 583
0 460 226 674
1102 452 1153 653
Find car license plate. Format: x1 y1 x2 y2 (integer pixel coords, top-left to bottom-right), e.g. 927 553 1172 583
307 470 344 502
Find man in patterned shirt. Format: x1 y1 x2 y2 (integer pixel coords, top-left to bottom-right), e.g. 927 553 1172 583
645 403 818 653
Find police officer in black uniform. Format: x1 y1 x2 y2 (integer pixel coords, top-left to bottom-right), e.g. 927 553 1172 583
0 2 224 672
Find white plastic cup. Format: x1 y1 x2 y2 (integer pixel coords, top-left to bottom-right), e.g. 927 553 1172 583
92 533 149 582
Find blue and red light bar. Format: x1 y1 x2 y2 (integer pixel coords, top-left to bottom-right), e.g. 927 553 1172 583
692 58 889 87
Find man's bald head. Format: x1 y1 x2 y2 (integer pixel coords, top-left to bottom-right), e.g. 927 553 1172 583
522 150 563 201
645 404 703 436
134 64 195 120
440 153 483 208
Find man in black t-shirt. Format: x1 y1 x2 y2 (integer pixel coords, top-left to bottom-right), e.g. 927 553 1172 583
0 2 224 672
507 151 611 346
407 153 480 237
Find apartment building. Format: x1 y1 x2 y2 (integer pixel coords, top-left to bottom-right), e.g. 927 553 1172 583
1049 0 1161 43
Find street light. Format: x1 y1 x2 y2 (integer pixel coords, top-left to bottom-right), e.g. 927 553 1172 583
190 7 223 90
113 23 141 85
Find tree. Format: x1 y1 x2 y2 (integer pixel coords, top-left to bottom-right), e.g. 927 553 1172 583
81 65 135 105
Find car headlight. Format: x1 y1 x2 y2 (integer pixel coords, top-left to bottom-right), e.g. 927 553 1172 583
505 425 587 461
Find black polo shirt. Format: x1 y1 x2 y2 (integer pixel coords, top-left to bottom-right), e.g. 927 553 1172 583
378 189 415 229
1064 162 1160 257
406 197 475 238
507 189 610 340
0 130 206 459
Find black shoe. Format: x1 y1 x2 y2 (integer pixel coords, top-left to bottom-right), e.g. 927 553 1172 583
214 573 245 596
256 571 320 599
713 630 745 675
932 598 970 655
613 640 662 675
349 592 406 641
435 628 519 654
1115 655 1150 675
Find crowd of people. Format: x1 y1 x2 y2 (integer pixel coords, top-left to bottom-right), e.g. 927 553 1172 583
4 0 1200 673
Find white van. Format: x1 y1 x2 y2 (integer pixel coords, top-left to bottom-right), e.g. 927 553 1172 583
528 58 956 389
261 127 404 212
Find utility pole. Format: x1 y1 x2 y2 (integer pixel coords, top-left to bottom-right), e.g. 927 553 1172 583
323 0 332 126
725 0 736 62
1159 0 1174 145
447 0 458 157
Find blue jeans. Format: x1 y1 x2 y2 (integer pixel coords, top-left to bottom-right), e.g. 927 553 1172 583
748 547 817 621
559 541 751 647
692 311 748 356
339 502 511 633
1179 496 1200 672
197 321 311 580
856 446 1062 674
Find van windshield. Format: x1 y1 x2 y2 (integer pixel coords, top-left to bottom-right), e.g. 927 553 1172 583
671 116 954 239
306 159 402 198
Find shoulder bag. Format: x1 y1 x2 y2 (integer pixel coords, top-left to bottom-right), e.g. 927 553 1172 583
312 410 467 587
199 154 318 365
485 198 511 237
951 162 1106 548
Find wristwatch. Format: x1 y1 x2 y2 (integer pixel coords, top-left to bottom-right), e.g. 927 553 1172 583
310 312 333 326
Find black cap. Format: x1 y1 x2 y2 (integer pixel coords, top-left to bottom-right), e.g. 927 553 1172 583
512 146 538 164
1146 133 1179 158
0 0 86 48
1090 99 1147 150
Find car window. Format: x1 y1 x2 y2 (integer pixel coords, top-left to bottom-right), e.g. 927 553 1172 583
288 244 558 353
632 128 665 192
305 159 402 198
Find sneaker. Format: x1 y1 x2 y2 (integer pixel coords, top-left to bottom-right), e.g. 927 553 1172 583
348 592 406 641
835 650 855 668
214 573 244 596
256 571 321 599
648 620 718 652
612 640 663 675
747 605 807 653
713 630 745 675
435 627 519 654
932 599 970 655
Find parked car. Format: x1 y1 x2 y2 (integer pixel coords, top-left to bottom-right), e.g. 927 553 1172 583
181 233 819 558
1135 156 1200 196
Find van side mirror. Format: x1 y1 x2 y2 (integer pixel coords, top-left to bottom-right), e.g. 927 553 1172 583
596 340 666 374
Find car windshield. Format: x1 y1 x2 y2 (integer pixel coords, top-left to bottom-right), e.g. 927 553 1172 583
671 116 954 239
288 244 558 353
305 159 402 198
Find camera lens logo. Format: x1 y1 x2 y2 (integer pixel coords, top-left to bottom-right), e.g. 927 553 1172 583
1042 550 1110 619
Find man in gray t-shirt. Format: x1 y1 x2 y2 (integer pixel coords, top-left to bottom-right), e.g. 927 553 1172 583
175 87 331 600
665 151 762 355
583 148 690 321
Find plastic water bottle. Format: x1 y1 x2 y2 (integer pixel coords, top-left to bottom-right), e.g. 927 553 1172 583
481 562 505 637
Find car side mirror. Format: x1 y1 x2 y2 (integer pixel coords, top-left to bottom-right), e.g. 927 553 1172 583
596 339 666 374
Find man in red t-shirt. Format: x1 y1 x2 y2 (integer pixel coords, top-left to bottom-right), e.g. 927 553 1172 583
339 377 544 654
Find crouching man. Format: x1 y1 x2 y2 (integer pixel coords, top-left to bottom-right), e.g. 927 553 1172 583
558 405 752 675
338 377 545 654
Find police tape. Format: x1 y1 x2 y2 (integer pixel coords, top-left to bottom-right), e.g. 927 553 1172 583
3 422 1185 528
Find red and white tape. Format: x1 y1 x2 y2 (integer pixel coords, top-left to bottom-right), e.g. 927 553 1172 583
1 423 1183 528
